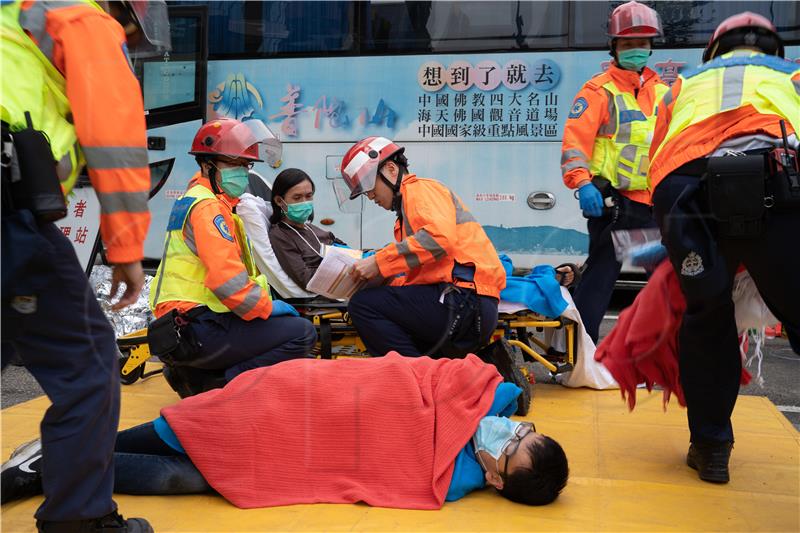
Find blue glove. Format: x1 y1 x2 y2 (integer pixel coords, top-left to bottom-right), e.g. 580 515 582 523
270 300 300 317
578 182 604 218
630 241 668 269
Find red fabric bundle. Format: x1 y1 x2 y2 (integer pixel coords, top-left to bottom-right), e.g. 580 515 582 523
162 352 501 509
595 261 750 411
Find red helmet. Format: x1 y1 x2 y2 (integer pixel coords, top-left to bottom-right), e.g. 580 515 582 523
608 1 662 38
189 118 283 166
340 137 405 200
702 12 783 62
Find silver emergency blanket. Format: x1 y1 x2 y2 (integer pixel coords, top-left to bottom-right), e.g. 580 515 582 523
90 265 154 337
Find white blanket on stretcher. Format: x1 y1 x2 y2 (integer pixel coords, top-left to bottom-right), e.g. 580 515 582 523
502 287 617 390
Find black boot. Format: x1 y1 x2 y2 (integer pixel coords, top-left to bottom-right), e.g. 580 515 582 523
163 364 227 398
36 510 153 533
686 441 733 484
476 339 532 416
1 438 43 503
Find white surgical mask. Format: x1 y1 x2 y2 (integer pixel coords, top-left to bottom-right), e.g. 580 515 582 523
472 416 523 462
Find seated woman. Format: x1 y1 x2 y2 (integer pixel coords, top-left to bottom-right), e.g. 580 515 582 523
268 169 347 291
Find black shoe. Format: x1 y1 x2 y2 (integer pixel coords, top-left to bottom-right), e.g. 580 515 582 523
163 364 226 398
686 441 733 484
37 510 153 533
1 438 43 503
476 339 532 416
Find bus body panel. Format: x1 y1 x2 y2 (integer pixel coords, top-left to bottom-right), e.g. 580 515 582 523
143 37 800 268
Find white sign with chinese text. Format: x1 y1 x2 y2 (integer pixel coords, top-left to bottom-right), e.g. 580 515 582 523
59 186 102 272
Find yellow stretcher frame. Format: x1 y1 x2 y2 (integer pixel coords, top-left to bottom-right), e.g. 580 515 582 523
116 307 576 384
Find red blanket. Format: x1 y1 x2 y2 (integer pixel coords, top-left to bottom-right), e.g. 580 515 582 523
595 261 750 410
162 352 501 509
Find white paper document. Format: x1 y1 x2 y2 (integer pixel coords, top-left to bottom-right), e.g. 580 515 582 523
306 246 367 300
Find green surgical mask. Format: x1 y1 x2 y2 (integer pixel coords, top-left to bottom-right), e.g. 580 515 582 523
618 48 650 71
285 200 313 223
217 166 249 197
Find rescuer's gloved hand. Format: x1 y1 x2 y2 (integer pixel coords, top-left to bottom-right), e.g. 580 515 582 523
578 182 604 218
630 241 668 270
270 300 300 317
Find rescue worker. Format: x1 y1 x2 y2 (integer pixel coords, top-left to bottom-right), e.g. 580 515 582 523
561 0 668 344
649 12 800 484
0 1 169 531
342 137 506 357
148 118 317 398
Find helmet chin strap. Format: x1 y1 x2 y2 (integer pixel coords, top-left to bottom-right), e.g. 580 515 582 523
206 161 223 195
379 166 405 213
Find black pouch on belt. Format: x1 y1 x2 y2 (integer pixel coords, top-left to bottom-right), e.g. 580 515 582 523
4 113 67 222
147 308 202 364
703 155 767 238
767 148 800 210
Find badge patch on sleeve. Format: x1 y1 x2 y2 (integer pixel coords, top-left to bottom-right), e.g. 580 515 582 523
213 214 234 242
568 97 589 119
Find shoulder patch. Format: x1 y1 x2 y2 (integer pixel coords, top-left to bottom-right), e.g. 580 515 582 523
213 214 234 242
568 97 589 119
166 197 196 231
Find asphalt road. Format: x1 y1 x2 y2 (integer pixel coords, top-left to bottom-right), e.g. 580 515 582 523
2 319 799 430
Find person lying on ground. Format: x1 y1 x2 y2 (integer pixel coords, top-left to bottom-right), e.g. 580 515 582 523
3 354 568 509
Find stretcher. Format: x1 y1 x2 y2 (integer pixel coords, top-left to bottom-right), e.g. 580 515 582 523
115 300 577 385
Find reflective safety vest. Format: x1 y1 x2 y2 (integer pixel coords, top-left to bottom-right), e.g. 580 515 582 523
0 0 100 195
589 78 669 191
651 50 800 166
149 185 270 313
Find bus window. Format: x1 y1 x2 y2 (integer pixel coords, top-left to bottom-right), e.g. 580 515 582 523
365 1 569 53
137 5 206 129
570 1 800 49
206 1 356 57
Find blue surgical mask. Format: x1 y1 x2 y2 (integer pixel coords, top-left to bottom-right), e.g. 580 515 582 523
618 48 651 71
472 416 522 462
285 200 313 224
216 165 249 197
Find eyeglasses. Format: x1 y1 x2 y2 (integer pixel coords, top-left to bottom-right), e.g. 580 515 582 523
214 159 255 170
501 422 535 481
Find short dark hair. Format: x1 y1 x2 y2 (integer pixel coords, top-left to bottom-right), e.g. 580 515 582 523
269 168 315 224
380 152 409 175
499 435 568 505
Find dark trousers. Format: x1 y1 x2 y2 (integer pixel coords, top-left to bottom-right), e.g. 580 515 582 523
113 423 210 495
1 215 119 521
187 310 317 381
348 284 498 357
653 174 800 444
572 197 657 343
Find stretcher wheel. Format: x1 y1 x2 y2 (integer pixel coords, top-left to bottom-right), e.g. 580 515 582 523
118 350 144 385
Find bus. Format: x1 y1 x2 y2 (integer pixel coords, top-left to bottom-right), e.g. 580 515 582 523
134 0 800 274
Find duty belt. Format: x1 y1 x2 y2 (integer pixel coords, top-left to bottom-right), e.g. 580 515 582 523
673 148 772 177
